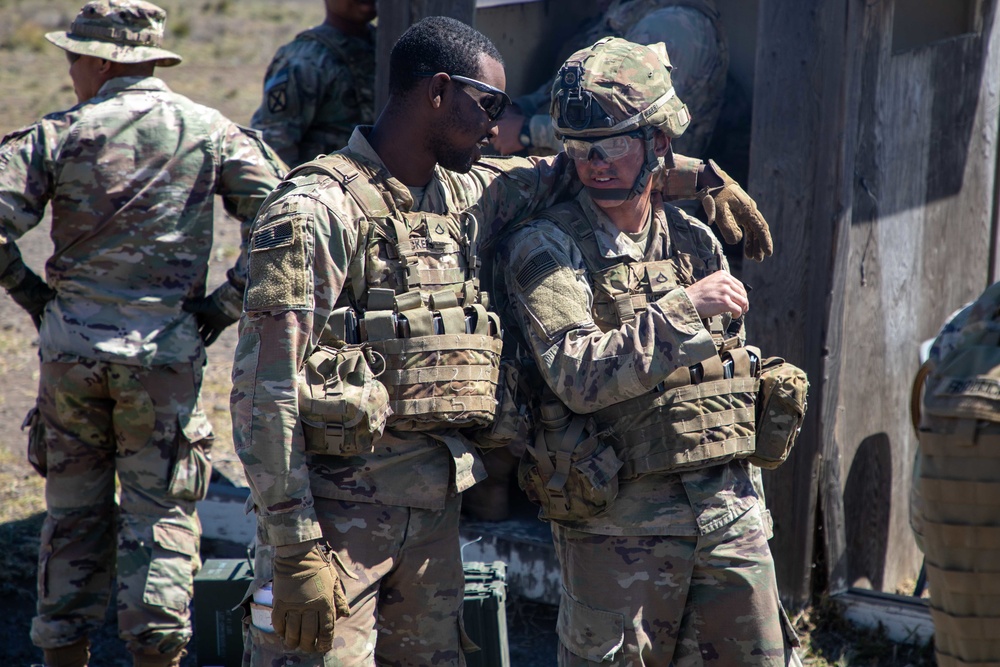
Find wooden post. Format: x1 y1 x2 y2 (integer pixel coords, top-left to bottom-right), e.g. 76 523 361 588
375 0 477 115
742 0 860 608
747 0 1000 608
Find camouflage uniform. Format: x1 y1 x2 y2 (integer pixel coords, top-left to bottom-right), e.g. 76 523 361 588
251 23 376 167
912 292 1000 666
232 126 583 666
516 0 727 158
499 37 794 666
502 192 790 666
0 5 284 657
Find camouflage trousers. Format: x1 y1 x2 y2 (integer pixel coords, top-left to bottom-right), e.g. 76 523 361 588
246 494 469 666
552 504 797 666
29 359 212 657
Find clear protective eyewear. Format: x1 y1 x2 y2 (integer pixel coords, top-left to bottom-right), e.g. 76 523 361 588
563 132 641 162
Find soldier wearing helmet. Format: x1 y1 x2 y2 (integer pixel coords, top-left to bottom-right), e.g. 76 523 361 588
497 37 799 666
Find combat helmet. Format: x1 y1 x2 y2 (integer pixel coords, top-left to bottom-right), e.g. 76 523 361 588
550 37 690 200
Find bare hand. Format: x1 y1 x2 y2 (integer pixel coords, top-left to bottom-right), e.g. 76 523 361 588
685 271 749 319
492 107 527 155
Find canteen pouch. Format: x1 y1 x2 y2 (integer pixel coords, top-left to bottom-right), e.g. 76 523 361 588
750 357 808 469
298 342 392 456
518 400 622 522
22 404 46 478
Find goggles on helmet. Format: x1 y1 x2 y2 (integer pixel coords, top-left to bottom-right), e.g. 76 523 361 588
416 71 511 121
563 132 642 162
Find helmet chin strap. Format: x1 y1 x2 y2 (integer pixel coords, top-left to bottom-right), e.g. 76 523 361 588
583 127 659 202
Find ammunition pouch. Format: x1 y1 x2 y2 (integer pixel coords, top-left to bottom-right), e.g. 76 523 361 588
750 357 809 469
518 399 622 522
597 347 760 477
298 342 391 456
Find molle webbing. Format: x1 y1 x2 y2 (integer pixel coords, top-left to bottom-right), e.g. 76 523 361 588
293 153 502 430
372 333 502 430
596 348 758 477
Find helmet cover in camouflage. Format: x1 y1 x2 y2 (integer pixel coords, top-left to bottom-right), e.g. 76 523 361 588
45 0 182 67
550 37 689 140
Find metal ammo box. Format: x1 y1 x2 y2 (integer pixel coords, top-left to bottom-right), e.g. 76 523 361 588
463 560 510 667
193 558 253 667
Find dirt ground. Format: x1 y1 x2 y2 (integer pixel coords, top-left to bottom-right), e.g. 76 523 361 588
0 1 935 665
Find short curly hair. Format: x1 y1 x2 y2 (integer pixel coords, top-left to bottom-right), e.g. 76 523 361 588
389 16 504 96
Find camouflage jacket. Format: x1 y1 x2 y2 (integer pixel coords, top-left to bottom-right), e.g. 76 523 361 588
231 127 582 546
501 189 758 535
251 23 376 168
517 0 727 158
0 76 285 366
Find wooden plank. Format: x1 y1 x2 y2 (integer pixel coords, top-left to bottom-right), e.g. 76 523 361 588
833 588 934 645
743 0 857 607
375 0 477 113
836 0 1000 596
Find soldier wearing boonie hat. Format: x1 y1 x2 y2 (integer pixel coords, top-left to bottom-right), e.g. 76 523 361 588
2 2 286 666
45 0 183 67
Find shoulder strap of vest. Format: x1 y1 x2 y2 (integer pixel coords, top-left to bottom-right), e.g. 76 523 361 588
538 200 620 275
661 202 701 259
284 152 395 305
286 152 394 218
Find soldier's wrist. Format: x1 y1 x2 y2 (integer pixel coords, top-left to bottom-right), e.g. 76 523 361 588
275 539 321 559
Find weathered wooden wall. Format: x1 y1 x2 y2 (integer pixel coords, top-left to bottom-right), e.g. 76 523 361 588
746 0 1000 607
374 0 477 113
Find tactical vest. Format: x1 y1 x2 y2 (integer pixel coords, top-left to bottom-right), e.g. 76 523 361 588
289 153 503 435
539 200 758 477
915 283 1000 665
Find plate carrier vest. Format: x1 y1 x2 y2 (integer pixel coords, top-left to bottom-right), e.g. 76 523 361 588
288 152 504 436
538 199 759 476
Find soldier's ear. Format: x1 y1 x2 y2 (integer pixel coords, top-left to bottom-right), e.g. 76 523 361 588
427 72 449 110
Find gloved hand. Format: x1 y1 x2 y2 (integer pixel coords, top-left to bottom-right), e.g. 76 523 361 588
182 290 238 347
271 541 350 654
698 160 773 262
5 260 56 330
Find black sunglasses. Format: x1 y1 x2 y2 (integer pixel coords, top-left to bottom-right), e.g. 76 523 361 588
416 72 510 121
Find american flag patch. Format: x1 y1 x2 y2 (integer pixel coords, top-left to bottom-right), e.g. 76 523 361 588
516 250 559 292
251 220 294 252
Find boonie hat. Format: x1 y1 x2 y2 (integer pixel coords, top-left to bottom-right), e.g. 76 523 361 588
45 0 182 67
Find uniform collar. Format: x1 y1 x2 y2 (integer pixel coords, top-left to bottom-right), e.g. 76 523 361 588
575 189 665 262
96 75 171 97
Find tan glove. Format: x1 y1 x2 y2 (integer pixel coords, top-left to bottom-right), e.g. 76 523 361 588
271 540 350 653
698 160 773 262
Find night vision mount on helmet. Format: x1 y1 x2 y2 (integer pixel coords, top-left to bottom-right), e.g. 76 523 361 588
549 37 691 201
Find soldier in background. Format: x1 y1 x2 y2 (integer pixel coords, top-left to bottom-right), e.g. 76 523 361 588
498 38 796 666
493 0 727 160
0 2 284 665
251 0 376 167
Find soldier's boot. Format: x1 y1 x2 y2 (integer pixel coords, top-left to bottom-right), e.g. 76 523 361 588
43 638 90 667
462 447 518 521
132 648 186 667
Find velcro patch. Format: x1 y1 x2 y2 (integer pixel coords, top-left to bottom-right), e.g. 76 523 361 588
516 250 559 293
251 219 294 252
